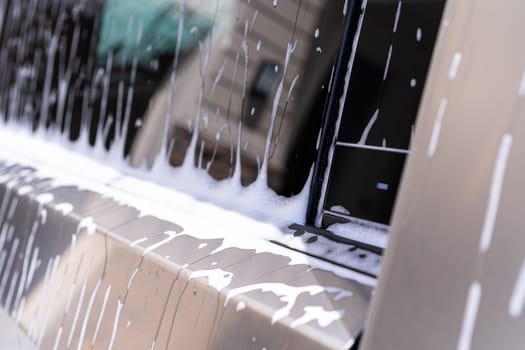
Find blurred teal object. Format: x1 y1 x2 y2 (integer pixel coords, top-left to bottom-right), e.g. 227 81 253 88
97 0 213 65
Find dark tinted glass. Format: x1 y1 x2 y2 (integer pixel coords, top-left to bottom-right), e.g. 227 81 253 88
317 0 446 226
0 0 347 198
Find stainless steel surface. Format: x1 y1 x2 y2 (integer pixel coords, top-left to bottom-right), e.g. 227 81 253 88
361 0 525 349
0 308 36 350
0 160 372 349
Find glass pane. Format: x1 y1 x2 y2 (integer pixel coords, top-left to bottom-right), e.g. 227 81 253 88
0 0 346 203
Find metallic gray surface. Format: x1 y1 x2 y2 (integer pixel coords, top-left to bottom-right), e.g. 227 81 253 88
0 161 371 349
0 308 36 350
361 0 525 349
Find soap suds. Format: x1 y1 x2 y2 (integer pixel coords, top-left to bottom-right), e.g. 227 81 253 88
329 205 350 216
479 134 512 253
427 98 448 157
190 269 233 292
328 222 388 249
457 282 481 350
509 257 525 318
0 128 377 286
448 52 462 80
290 306 344 328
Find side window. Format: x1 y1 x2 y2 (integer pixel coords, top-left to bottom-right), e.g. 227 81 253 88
0 0 445 240
309 0 446 230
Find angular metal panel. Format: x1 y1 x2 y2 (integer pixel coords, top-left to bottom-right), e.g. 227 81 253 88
361 0 525 349
0 163 372 349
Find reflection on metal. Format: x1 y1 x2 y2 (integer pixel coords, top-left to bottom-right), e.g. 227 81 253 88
0 161 371 349
132 0 343 194
361 0 525 349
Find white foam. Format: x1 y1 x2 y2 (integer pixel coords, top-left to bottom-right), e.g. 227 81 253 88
328 222 388 249
108 299 123 350
55 202 74 215
92 285 111 347
393 1 402 33
127 268 139 290
189 269 233 292
25 247 39 290
5 270 18 314
66 279 87 348
225 283 353 326
40 208 47 225
290 306 344 328
457 282 481 350
77 279 101 350
13 223 37 317
225 283 324 324
36 193 54 205
479 134 512 253
427 98 448 157
329 205 350 216
37 264 63 347
143 230 178 256
519 68 525 97
383 45 393 81
509 257 525 318
282 230 380 275
17 185 33 195
130 237 148 247
0 238 19 300
52 327 63 350
0 128 376 286
78 217 96 236
7 197 18 221
358 109 379 145
236 300 246 311
448 52 463 80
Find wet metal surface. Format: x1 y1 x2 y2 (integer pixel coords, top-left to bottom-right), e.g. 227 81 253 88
0 308 36 350
0 160 371 349
361 0 525 349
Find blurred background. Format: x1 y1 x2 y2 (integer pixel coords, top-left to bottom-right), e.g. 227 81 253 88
0 0 445 229
0 0 345 197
